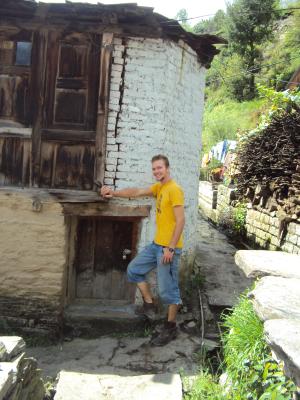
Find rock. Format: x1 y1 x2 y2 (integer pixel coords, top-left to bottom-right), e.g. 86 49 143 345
0 352 44 400
249 277 300 321
54 371 182 400
187 321 196 328
264 319 300 387
235 250 300 279
0 336 26 361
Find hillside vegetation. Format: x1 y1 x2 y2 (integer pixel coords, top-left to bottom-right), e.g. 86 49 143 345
178 0 300 154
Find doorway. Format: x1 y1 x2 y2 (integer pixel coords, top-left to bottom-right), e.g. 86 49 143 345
74 217 138 303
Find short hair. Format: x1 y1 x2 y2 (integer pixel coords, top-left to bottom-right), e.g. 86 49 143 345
151 154 170 168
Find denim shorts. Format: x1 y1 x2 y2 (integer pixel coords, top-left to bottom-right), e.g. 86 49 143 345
127 242 182 305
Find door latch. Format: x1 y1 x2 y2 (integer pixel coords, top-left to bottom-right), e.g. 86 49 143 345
122 249 132 260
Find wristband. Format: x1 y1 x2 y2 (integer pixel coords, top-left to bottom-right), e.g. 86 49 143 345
168 247 175 253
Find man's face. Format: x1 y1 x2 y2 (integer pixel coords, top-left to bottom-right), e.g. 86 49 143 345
152 160 169 182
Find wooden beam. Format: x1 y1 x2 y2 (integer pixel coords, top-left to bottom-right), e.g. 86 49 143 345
41 129 96 143
31 29 48 187
62 202 151 218
94 32 114 189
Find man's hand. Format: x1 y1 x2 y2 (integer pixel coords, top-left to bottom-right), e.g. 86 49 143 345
100 186 113 198
162 247 174 264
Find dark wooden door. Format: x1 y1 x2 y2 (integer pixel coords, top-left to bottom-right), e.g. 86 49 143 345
38 31 100 190
75 217 137 302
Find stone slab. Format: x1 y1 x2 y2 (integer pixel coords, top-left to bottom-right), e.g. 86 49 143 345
0 336 26 362
264 319 300 386
235 250 300 279
54 371 182 400
249 276 300 321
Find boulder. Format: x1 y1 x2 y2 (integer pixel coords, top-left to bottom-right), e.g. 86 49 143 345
54 371 182 400
0 336 26 362
264 319 300 386
249 276 300 321
235 250 300 279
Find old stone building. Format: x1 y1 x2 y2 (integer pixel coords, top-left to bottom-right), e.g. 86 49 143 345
0 0 223 336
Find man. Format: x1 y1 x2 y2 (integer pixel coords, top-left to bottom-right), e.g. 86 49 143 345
100 154 185 346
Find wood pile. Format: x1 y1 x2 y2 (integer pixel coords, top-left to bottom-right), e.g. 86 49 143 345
236 111 300 224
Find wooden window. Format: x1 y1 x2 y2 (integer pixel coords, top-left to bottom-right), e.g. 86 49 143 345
0 38 32 127
15 42 32 66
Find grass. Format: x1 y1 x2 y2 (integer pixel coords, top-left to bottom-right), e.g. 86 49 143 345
184 370 226 400
201 93 266 154
184 293 297 400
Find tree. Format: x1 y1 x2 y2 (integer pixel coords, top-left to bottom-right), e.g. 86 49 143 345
175 8 192 32
227 0 280 99
193 10 227 36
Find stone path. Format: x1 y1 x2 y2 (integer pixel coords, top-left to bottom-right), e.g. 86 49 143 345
195 212 252 308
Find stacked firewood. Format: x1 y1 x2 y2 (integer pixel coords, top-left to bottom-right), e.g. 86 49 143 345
236 111 300 220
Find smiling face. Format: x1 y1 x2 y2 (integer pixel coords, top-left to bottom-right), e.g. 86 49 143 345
152 159 170 183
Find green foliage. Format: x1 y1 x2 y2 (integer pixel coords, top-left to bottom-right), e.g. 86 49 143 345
184 295 297 400
194 10 227 36
237 85 300 143
184 371 226 400
202 93 265 154
226 0 280 99
233 202 247 233
221 295 297 399
175 8 193 32
260 1 300 89
222 294 268 381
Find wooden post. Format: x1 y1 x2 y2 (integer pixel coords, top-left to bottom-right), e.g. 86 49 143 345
94 32 114 189
31 30 48 187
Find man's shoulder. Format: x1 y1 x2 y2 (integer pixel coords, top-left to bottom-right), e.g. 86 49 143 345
169 180 184 192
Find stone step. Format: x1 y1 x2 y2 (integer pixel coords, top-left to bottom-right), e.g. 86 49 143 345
64 302 147 337
235 250 300 279
264 319 300 387
249 276 300 321
54 371 182 400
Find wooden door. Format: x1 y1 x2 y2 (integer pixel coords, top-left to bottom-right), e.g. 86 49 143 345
75 217 137 302
38 31 100 190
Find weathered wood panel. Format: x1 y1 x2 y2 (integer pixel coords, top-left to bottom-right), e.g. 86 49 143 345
94 32 113 188
75 218 136 301
39 141 95 189
0 137 31 186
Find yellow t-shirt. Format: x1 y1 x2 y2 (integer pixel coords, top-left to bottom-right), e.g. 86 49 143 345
150 180 184 248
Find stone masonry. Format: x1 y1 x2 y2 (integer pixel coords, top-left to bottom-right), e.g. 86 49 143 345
199 183 300 254
105 37 206 256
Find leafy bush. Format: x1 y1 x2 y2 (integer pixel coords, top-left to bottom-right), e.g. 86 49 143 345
184 295 297 400
221 295 297 399
202 93 266 154
233 202 247 234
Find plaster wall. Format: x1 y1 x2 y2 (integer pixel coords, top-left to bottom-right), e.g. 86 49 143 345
105 36 206 256
0 192 66 334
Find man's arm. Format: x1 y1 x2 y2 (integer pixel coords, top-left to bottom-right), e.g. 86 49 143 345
162 205 185 263
100 185 153 198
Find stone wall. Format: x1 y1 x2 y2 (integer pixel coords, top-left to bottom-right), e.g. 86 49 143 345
0 191 66 336
198 181 218 222
105 36 206 256
215 184 237 226
199 183 300 255
0 336 45 399
246 209 300 254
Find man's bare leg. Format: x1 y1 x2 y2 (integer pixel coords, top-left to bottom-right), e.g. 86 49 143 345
167 304 179 322
137 281 153 303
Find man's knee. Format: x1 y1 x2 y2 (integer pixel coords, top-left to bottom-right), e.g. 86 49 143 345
126 260 136 282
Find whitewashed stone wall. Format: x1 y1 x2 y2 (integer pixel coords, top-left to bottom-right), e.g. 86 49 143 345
105 36 206 256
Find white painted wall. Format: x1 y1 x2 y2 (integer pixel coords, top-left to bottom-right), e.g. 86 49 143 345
105 36 206 255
